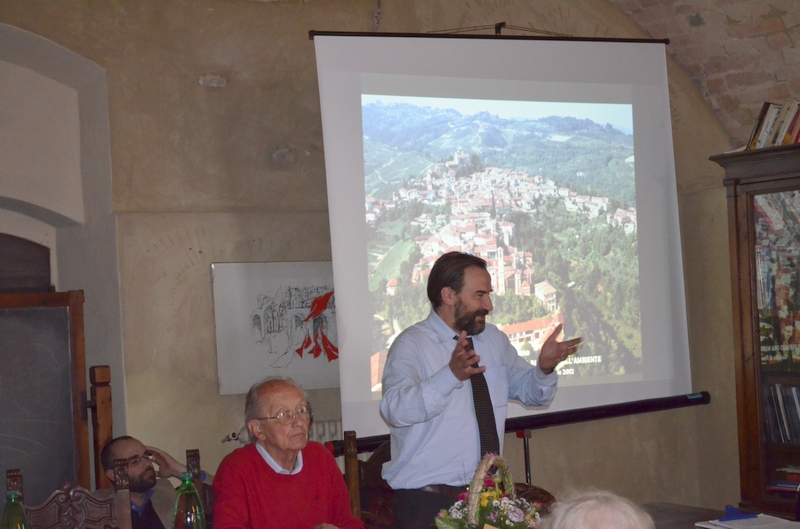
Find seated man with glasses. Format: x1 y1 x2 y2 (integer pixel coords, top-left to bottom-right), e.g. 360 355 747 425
213 376 363 529
99 436 213 529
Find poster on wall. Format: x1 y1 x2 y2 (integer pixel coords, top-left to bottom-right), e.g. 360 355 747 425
211 261 339 394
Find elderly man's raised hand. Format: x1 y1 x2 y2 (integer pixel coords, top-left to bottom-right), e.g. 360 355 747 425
537 324 583 375
145 446 187 479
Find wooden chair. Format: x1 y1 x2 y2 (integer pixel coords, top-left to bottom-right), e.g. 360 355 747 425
341 430 557 528
186 448 215 525
17 458 132 529
514 482 556 515
88 365 114 490
6 468 23 502
343 431 395 529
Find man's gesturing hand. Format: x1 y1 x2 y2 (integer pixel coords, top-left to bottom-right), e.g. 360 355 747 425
537 324 584 375
449 331 485 381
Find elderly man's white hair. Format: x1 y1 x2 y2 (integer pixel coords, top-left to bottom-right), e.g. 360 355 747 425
243 376 308 443
540 489 655 529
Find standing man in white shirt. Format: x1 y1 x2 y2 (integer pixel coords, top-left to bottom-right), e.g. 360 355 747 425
380 251 583 529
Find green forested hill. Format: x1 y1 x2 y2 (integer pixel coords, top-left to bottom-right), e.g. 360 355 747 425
362 102 635 207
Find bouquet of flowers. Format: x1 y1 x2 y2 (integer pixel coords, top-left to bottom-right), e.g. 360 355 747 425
435 453 543 529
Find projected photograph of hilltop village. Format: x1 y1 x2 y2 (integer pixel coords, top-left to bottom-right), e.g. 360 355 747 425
362 95 641 391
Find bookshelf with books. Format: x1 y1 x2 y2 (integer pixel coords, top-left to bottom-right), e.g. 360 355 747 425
746 100 800 150
711 144 800 517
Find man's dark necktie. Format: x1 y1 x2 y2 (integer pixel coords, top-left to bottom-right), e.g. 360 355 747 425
464 336 500 456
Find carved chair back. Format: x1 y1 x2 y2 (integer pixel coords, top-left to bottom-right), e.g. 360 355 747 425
8 459 131 529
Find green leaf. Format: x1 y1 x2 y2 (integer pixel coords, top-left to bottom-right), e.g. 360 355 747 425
434 517 464 529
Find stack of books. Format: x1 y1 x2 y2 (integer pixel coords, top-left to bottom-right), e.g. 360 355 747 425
763 383 800 444
746 100 800 150
766 465 800 494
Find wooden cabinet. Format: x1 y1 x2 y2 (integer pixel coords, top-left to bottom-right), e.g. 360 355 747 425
0 291 89 503
712 144 800 517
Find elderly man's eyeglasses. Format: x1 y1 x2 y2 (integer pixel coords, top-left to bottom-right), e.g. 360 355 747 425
256 405 313 426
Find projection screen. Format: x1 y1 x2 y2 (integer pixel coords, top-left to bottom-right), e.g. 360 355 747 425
313 33 691 438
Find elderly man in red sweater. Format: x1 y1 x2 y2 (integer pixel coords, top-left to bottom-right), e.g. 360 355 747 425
213 376 363 529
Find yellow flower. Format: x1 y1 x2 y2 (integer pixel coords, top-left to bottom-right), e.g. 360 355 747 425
479 491 497 507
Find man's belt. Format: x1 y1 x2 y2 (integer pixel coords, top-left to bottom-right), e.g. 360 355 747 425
418 484 467 499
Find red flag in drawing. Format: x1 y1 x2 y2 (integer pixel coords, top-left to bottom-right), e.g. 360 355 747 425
303 291 334 322
295 334 313 359
295 291 338 362
321 331 338 361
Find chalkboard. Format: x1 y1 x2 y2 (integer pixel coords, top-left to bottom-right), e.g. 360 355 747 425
0 291 88 505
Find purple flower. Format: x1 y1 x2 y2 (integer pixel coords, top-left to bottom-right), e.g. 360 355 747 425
507 506 525 523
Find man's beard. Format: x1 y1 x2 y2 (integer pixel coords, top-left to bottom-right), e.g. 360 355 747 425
129 467 157 493
454 299 489 336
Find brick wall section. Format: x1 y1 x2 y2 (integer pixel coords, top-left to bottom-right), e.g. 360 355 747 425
607 0 800 148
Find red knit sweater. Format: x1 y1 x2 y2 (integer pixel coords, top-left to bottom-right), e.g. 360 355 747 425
212 442 364 529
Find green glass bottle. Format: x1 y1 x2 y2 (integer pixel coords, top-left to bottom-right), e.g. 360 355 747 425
0 491 27 529
172 472 206 529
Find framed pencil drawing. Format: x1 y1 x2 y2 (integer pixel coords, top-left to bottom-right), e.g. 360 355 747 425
212 261 339 394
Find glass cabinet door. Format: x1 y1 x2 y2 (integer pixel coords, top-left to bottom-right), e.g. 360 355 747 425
753 189 800 502
755 190 800 370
